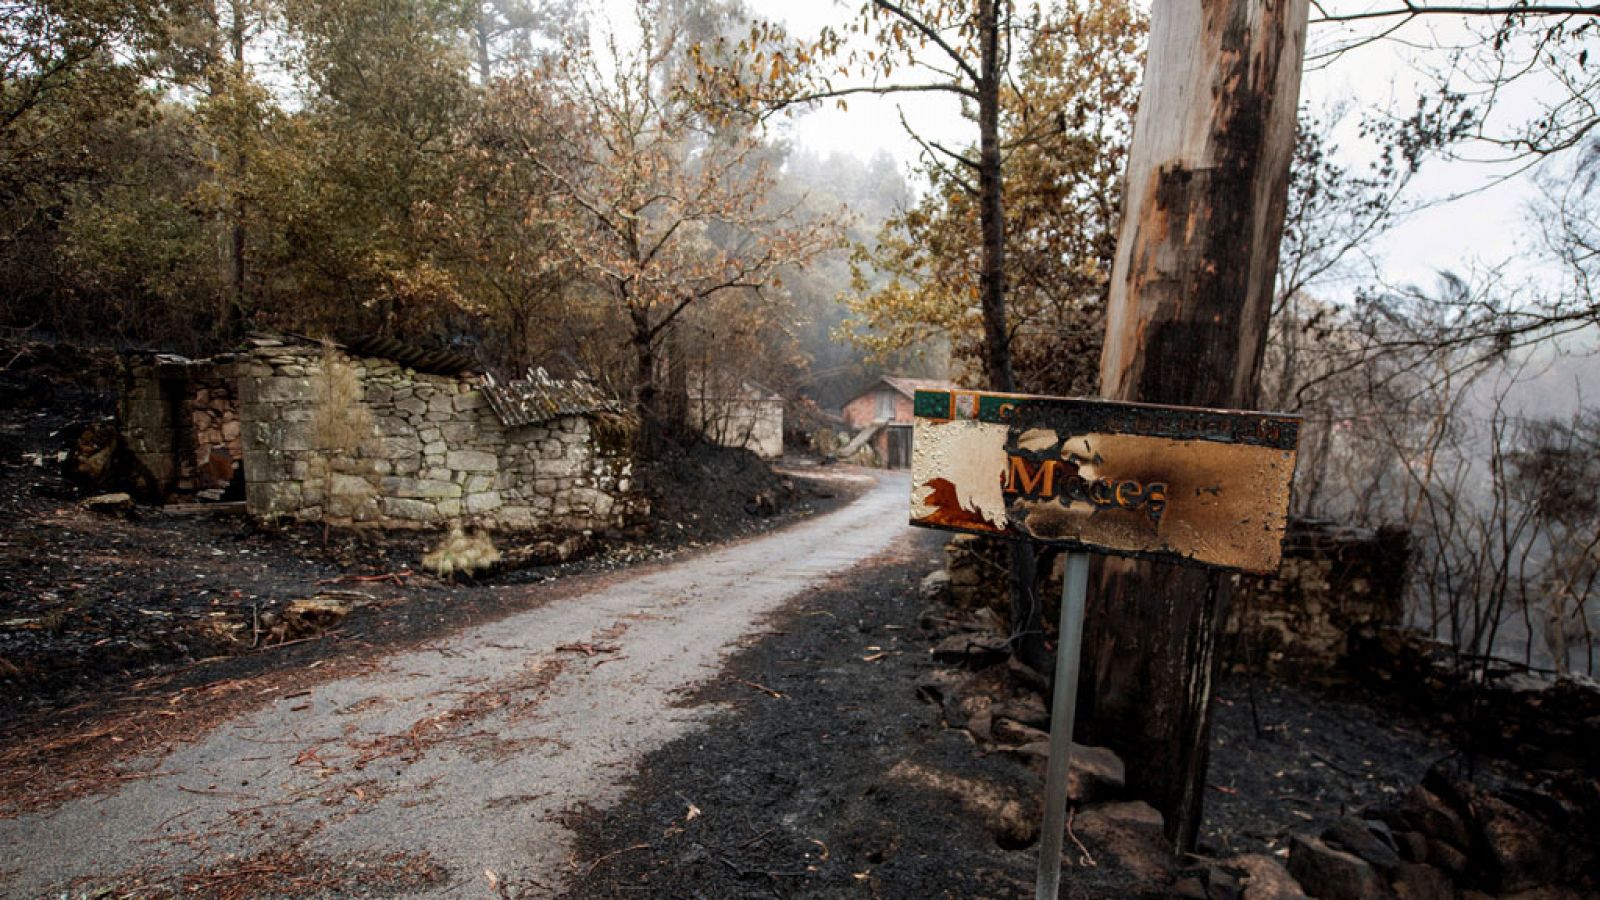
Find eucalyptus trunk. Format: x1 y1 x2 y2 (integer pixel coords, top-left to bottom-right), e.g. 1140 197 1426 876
1079 0 1309 850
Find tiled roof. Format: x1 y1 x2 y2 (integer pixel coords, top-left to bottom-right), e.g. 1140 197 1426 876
341 334 478 377
246 333 479 377
878 376 959 399
481 368 621 427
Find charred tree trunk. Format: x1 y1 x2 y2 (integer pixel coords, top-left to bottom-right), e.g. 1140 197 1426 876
633 315 661 458
664 323 689 443
220 0 247 339
475 12 493 84
1079 0 1307 849
975 0 1012 395
974 0 1049 674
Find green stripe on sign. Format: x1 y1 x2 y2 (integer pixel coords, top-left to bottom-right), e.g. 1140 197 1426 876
978 395 1021 422
913 390 951 419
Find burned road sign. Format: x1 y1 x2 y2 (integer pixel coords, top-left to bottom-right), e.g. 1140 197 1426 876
909 390 1300 574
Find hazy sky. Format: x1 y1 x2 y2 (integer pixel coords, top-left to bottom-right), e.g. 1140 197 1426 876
739 1 1568 299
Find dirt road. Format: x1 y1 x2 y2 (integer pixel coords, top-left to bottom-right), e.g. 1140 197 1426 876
0 468 912 897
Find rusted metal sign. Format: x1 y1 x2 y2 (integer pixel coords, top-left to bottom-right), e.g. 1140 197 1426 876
909 390 1300 574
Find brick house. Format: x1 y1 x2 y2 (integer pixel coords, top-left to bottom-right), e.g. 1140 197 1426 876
839 376 956 468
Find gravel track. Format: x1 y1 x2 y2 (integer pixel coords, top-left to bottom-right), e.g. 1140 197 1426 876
0 469 908 897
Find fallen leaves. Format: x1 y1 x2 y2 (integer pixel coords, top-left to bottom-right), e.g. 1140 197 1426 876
555 642 620 657
726 676 785 699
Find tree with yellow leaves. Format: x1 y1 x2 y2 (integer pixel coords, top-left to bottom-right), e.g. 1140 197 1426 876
532 2 839 455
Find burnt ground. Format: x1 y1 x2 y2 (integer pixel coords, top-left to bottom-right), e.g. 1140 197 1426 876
1203 674 1456 859
561 542 1542 899
559 530 1138 900
0 342 860 812
2 341 1571 899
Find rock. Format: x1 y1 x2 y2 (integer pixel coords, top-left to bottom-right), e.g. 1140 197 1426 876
381 497 441 522
1474 791 1566 892
1208 867 1243 900
66 423 155 496
1175 865 1244 900
992 717 1049 745
1393 831 1428 863
965 706 994 743
745 490 779 516
329 473 374 497
1067 743 1126 803
1388 862 1452 900
1287 834 1386 900
514 533 591 566
281 594 356 637
1007 655 1050 692
932 632 1010 667
1000 741 1123 802
1222 853 1308 900
1402 784 1470 849
1008 740 1050 760
992 695 1050 730
1323 817 1401 874
81 492 134 514
1423 838 1468 878
1073 802 1172 883
919 569 952 602
444 449 497 473
1082 800 1164 839
464 490 503 514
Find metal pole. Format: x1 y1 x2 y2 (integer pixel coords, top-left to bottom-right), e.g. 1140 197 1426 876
1035 550 1091 900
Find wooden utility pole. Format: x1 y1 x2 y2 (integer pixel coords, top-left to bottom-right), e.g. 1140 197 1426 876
1079 0 1309 849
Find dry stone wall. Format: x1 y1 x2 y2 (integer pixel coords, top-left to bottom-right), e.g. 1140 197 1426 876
1223 519 1410 675
238 339 642 533
120 355 244 495
691 396 784 459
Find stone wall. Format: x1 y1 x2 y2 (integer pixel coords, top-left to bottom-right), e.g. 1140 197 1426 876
940 519 1411 678
1347 625 1600 775
691 396 783 459
120 355 244 496
238 338 643 533
1223 519 1410 675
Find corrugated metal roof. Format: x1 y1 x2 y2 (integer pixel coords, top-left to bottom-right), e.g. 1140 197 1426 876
481 368 621 427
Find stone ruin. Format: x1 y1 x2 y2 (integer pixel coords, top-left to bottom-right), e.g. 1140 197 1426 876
938 519 1412 676
1222 518 1411 675
119 335 645 535
119 355 244 498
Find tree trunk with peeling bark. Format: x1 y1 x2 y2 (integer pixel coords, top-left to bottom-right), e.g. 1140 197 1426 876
1078 0 1308 850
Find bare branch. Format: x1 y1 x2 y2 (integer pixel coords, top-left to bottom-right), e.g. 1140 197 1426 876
871 0 982 85
1311 2 1600 24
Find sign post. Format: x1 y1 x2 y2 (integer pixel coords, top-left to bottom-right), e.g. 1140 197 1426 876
907 389 1299 900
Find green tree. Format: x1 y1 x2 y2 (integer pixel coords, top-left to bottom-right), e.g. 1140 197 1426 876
844 0 1144 397
0 0 159 325
422 72 579 371
254 0 477 339
469 0 580 82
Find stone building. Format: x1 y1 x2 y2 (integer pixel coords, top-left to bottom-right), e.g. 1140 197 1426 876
689 378 783 459
119 354 247 498
119 335 645 534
